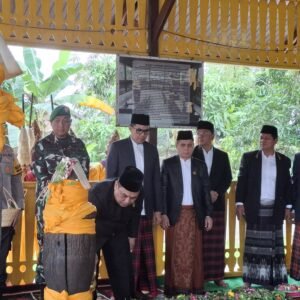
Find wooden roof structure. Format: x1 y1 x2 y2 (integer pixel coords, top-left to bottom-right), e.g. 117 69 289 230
0 0 299 69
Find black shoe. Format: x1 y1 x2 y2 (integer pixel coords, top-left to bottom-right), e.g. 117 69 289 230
133 291 149 299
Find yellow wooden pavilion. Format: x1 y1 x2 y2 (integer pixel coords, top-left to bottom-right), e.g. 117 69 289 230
0 0 297 286
0 0 299 68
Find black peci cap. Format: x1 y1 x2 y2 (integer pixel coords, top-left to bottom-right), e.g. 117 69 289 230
119 166 144 192
260 125 278 139
131 114 150 126
176 130 194 141
197 120 214 134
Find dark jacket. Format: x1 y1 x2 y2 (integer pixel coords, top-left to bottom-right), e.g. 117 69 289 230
236 150 291 225
88 179 142 250
192 146 232 211
292 153 300 222
161 156 213 229
106 137 162 218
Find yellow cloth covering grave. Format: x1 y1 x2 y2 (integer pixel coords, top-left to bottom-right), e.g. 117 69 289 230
44 287 93 300
44 179 96 234
89 163 106 181
43 180 96 300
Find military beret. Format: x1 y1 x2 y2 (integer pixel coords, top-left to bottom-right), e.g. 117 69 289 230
50 105 71 122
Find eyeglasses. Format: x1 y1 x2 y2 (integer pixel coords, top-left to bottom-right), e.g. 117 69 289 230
134 127 150 135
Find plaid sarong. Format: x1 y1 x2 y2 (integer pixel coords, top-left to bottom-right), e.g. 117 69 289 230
203 211 226 281
132 217 157 294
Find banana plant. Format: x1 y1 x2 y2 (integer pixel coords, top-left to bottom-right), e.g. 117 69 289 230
4 48 83 119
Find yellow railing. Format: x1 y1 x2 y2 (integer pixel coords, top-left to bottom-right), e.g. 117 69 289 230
159 0 300 69
6 181 293 285
0 0 148 55
0 0 300 69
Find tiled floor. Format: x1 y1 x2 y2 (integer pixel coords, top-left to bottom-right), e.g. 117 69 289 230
2 277 300 299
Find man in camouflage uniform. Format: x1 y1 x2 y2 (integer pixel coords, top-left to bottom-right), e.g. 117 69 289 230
32 105 90 284
0 144 24 287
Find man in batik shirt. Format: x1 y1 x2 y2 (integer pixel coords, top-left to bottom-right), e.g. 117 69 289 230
32 105 90 284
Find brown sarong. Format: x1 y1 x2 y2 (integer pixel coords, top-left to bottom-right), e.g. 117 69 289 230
164 206 204 296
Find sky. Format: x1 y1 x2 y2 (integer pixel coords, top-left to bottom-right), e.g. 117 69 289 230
8 45 94 77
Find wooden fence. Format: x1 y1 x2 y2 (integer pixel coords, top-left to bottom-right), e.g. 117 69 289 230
6 181 294 285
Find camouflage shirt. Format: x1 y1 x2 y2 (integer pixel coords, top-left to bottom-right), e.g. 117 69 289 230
32 132 90 199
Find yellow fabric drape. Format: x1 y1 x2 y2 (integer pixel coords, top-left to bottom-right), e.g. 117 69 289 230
0 65 24 151
44 180 96 234
89 163 106 181
44 287 92 300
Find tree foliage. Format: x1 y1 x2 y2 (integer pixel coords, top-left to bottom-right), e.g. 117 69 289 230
3 48 83 130
203 64 300 177
4 47 299 171
72 55 128 162
73 59 300 171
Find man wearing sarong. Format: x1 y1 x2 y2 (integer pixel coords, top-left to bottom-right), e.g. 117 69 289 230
236 125 291 287
290 152 300 279
192 121 232 287
106 113 162 298
161 130 213 297
32 105 90 284
89 166 144 300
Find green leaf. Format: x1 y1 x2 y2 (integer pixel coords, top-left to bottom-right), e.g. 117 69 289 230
22 72 41 97
39 63 83 98
51 93 87 105
23 48 43 83
52 51 71 72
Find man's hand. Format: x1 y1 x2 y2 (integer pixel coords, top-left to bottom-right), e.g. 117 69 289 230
160 214 170 230
285 208 292 223
290 210 295 223
128 237 135 252
210 190 219 203
236 205 245 221
153 211 162 225
205 216 213 231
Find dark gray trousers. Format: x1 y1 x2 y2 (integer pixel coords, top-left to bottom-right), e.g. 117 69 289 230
0 227 14 286
102 232 133 300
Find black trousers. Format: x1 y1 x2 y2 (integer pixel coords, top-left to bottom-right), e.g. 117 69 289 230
101 232 133 300
0 227 14 286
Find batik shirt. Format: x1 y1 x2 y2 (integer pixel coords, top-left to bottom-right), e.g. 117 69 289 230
32 132 90 200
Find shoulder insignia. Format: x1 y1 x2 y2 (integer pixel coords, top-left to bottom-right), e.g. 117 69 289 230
13 159 22 175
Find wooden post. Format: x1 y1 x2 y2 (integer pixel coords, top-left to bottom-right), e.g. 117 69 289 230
147 0 176 145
